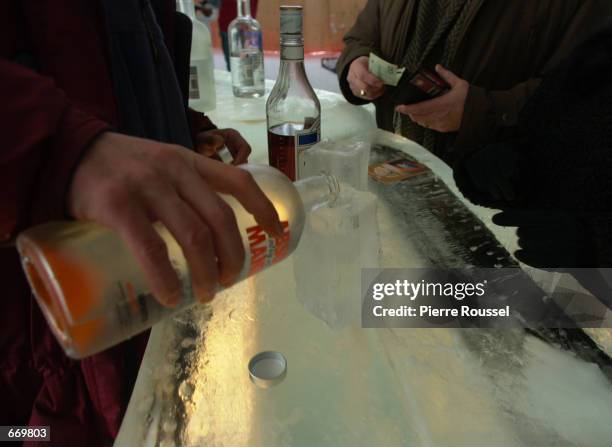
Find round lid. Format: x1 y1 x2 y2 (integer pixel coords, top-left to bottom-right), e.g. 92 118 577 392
280 6 303 35
248 351 287 388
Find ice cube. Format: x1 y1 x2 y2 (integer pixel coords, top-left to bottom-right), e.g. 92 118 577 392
302 136 371 191
293 185 380 330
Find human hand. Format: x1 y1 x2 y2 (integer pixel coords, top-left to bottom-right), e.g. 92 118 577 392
68 132 283 306
347 56 386 101
492 209 591 269
453 141 524 207
195 128 251 165
396 65 468 132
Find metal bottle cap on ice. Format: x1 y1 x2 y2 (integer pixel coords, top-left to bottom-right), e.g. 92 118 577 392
248 351 287 388
280 5 303 35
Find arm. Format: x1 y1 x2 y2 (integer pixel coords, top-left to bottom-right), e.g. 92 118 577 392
336 0 381 105
455 0 612 154
454 79 542 152
0 58 109 242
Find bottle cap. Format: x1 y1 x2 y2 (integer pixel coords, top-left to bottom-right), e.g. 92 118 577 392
248 351 287 388
280 5 303 35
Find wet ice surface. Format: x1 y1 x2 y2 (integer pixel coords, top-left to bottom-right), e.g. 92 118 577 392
117 136 612 447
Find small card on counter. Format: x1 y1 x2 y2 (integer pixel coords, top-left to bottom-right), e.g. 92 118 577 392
369 157 428 184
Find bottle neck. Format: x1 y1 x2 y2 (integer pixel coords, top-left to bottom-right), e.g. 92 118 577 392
178 0 196 21
277 56 306 84
280 35 304 63
237 0 251 17
295 174 340 213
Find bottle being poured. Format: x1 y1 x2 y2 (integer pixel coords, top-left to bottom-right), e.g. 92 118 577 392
17 165 339 359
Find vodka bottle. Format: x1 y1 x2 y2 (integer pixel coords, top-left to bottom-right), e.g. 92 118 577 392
266 6 321 181
228 0 265 98
178 0 216 112
16 165 339 359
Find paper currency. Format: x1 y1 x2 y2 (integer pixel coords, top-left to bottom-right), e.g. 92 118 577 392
368 53 405 86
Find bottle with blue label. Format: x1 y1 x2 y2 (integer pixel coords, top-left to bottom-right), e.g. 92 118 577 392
266 5 321 181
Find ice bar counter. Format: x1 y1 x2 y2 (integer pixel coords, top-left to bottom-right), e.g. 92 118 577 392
115 71 612 447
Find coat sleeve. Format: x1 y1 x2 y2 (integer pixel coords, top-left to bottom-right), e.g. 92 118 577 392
454 79 542 151
455 0 612 153
0 59 109 242
336 0 381 105
188 108 218 139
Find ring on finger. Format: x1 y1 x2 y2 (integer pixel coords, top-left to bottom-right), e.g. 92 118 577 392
359 89 366 97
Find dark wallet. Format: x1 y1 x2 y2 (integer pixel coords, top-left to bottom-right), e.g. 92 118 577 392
389 67 450 105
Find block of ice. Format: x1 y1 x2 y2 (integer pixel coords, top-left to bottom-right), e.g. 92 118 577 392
302 136 371 191
293 184 380 330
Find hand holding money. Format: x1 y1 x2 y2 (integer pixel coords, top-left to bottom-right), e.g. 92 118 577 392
368 53 405 86
347 56 386 101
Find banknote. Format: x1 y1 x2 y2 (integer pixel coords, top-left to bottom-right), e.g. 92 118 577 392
368 53 405 86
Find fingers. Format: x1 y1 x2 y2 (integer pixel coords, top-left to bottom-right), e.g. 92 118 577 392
396 95 446 116
193 157 284 238
348 58 386 100
144 187 220 303
196 132 225 158
218 129 251 165
109 203 183 307
348 75 384 101
435 64 461 87
353 56 384 89
359 69 384 90
174 167 245 288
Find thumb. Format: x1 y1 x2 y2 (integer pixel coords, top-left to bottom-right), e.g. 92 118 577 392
435 64 462 87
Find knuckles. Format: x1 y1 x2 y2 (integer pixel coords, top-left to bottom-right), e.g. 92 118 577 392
232 168 256 190
96 183 131 214
184 225 213 249
212 201 238 229
137 237 169 263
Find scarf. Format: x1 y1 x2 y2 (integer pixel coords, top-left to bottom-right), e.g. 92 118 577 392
102 0 194 148
394 0 484 153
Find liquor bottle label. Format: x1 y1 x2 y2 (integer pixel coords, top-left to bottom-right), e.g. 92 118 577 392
230 51 264 87
296 126 320 180
247 221 290 275
268 120 320 181
189 65 200 100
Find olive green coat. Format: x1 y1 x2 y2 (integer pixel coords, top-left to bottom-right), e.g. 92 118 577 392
337 0 612 164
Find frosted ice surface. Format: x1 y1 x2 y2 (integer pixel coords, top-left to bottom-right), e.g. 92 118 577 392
302 137 371 191
293 184 380 330
117 132 612 447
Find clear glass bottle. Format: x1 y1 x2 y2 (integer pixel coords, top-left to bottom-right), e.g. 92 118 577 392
266 6 321 181
16 165 339 359
228 0 265 98
178 0 216 112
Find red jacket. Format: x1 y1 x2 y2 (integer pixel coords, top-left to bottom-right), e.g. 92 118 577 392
218 0 259 32
0 1 215 445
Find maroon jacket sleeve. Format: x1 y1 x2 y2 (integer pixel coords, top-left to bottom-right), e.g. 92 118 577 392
0 59 109 242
